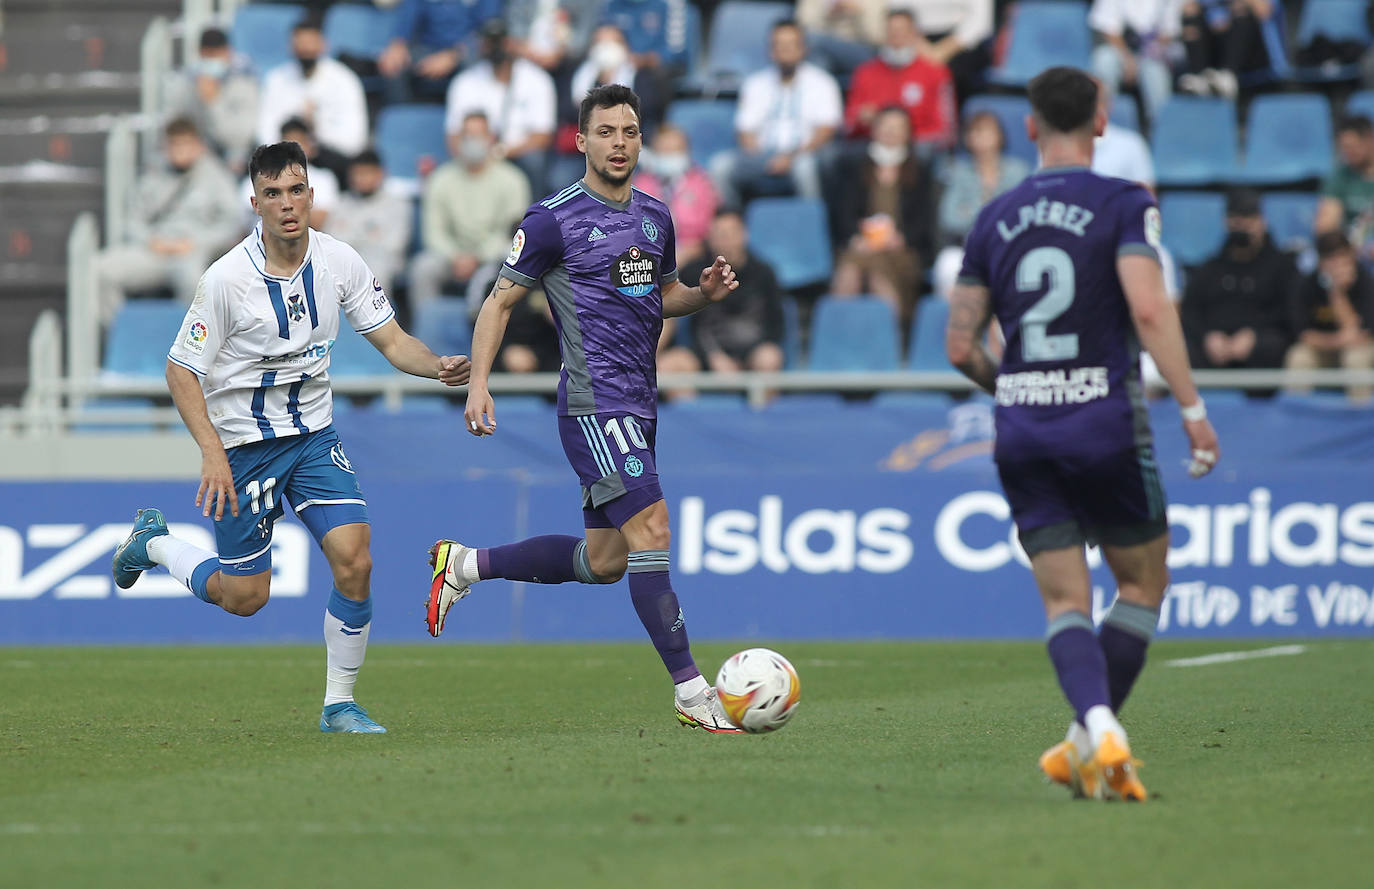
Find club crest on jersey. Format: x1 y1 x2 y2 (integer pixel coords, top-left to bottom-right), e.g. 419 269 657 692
611 246 657 298
184 320 208 355
287 291 306 322
641 218 658 242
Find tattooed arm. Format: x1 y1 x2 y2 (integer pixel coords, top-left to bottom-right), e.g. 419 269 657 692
464 275 529 436
945 282 998 394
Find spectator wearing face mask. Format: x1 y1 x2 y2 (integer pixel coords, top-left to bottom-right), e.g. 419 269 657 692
165 27 259 170
445 18 557 192
569 24 664 133
409 111 532 310
325 150 413 297
256 15 369 158
844 8 956 149
633 123 719 269
1181 188 1295 371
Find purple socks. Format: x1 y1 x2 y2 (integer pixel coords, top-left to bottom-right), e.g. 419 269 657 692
1046 611 1111 725
478 535 601 584
627 550 700 683
1098 599 1159 712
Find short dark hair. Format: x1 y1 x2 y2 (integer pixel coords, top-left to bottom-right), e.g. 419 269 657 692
165 115 200 140
1316 230 1353 257
292 14 323 34
965 110 1006 151
578 83 641 134
351 148 382 168
199 27 228 50
772 18 803 38
713 205 745 222
1337 115 1374 137
250 141 309 185
280 116 312 138
887 8 916 27
1027 66 1099 136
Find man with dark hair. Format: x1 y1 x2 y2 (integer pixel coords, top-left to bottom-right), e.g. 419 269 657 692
844 9 956 148
1316 115 1374 260
326 149 412 296
1284 230 1374 402
257 16 368 158
113 141 471 734
166 26 259 168
424 84 748 733
947 66 1219 801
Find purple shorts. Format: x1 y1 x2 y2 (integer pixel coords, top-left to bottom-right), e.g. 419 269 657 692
557 411 664 529
997 445 1169 557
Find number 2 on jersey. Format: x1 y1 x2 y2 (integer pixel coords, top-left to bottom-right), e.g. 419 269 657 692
1016 246 1079 362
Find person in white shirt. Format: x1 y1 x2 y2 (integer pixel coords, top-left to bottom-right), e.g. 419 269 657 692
111 141 470 734
256 16 369 159
1091 81 1157 189
711 19 843 205
1089 0 1183 122
444 19 556 192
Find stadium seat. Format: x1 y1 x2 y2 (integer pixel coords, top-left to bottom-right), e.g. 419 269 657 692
323 3 397 62
1261 192 1321 252
230 4 306 75
695 1 793 89
329 317 393 377
665 99 737 170
411 299 473 359
988 2 1092 86
374 105 448 190
1152 97 1238 187
745 197 833 290
70 398 160 434
664 393 748 412
907 298 952 372
960 95 1037 167
808 297 900 372
1236 94 1333 184
547 152 587 192
1108 94 1140 132
1295 0 1371 81
781 296 802 370
873 390 952 409
1159 192 1226 267
103 301 190 378
1347 90 1374 121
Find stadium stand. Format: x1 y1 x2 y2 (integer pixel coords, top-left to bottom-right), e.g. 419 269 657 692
1349 90 1374 121
374 104 449 194
411 299 475 361
692 1 793 91
907 298 953 373
988 2 1093 87
745 197 833 292
322 3 398 63
1294 0 1372 82
1152 97 1239 187
229 3 305 75
103 301 191 380
808 297 901 372
958 94 1038 168
1238 93 1334 184
1261 192 1322 253
1159 192 1227 268
664 99 737 170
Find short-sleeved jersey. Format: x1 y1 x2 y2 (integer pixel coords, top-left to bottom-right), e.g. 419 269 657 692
168 226 395 450
499 180 678 418
958 167 1162 460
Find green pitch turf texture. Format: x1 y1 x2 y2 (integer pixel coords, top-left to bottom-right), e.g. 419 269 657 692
2 640 1369 889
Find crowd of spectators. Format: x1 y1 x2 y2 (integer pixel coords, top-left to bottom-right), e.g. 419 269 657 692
97 0 1374 403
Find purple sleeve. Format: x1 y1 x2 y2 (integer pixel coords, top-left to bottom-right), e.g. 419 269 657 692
1116 186 1162 263
661 211 678 285
499 206 564 286
956 208 992 287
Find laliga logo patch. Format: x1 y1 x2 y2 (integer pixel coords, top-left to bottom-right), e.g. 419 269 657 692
506 228 526 265
641 218 658 242
1144 206 1163 250
287 291 306 322
330 442 355 474
624 454 645 478
611 245 657 298
185 320 208 355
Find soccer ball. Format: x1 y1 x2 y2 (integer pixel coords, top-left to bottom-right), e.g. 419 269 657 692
715 648 801 733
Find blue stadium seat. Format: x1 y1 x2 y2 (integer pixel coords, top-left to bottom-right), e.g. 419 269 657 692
1152 97 1238 187
1347 90 1374 121
330 318 393 377
1159 192 1226 267
1295 1 1371 81
1237 94 1333 184
664 393 748 412
104 301 189 378
375 105 448 187
988 2 1092 86
665 99 737 170
230 4 306 75
71 398 160 434
324 3 397 61
411 299 474 359
695 1 793 89
808 297 900 372
1262 192 1321 252
1108 94 1140 132
873 390 952 409
745 197 833 290
781 296 802 369
547 153 587 192
908 298 952 372
960 95 1037 168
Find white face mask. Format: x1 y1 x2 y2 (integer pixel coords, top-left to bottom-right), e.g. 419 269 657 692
590 39 629 72
868 142 909 167
459 137 490 167
880 46 917 68
652 151 690 180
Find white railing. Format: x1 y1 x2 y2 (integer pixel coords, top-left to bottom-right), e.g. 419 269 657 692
182 0 215 64
139 16 173 126
64 213 101 386
103 116 138 248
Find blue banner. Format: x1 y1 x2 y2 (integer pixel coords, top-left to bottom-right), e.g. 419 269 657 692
3 399 1373 643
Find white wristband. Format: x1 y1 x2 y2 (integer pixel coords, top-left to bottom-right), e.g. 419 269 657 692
1180 400 1207 422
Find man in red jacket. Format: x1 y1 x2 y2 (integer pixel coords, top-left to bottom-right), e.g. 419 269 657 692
844 8 956 149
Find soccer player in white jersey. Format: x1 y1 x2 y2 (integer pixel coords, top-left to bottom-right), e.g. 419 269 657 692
111 141 471 733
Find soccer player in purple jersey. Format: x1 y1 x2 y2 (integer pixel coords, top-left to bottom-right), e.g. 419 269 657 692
423 84 745 732
946 67 1221 800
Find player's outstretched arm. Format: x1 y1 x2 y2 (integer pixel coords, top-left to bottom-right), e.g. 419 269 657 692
662 255 739 318
946 282 998 394
1119 254 1220 478
362 318 471 385
166 360 239 520
465 276 530 436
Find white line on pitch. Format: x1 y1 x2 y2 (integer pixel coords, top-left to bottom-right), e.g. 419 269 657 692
1164 644 1307 668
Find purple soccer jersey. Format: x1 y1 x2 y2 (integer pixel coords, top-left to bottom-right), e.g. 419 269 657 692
958 167 1162 461
499 180 678 419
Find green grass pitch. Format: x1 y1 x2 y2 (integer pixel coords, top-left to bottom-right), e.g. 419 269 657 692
2 640 1370 889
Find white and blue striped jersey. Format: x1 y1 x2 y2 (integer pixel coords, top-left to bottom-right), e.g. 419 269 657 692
168 225 395 449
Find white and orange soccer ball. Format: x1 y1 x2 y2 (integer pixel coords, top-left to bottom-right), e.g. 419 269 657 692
715 648 801 733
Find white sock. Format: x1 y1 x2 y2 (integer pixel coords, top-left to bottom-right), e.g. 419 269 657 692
1084 705 1127 751
674 674 709 702
1067 720 1093 761
462 549 481 584
323 609 370 706
146 535 217 587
